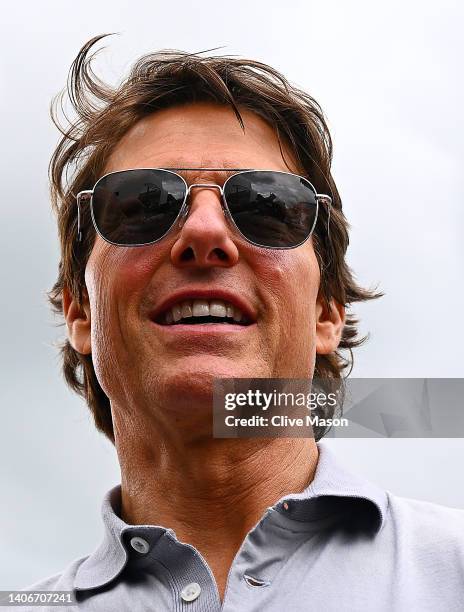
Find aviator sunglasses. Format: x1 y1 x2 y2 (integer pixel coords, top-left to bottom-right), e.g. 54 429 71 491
76 168 332 249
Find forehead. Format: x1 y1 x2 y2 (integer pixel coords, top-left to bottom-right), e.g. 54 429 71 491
103 102 301 178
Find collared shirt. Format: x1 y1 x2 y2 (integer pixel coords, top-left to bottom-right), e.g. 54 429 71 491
21 442 464 611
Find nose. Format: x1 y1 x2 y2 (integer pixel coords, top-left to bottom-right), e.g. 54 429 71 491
170 186 239 268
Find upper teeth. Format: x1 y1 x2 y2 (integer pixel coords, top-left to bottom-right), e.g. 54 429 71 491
165 299 245 324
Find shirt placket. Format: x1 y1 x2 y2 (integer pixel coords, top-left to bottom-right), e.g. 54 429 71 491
129 528 223 612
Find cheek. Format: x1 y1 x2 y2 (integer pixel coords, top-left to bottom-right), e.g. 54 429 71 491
254 243 320 324
84 240 166 355
84 241 169 396
252 245 320 376
85 240 165 311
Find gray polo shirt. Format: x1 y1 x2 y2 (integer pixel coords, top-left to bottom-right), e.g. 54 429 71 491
21 442 464 611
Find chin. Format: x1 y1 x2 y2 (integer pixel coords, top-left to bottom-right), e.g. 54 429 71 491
156 361 268 407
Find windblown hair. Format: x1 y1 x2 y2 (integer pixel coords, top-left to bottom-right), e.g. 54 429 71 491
47 34 381 442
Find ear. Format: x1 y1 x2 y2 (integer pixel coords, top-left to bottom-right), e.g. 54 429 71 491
62 285 92 355
315 292 345 355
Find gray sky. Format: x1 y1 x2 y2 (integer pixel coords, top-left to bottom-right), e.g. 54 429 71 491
1 0 463 588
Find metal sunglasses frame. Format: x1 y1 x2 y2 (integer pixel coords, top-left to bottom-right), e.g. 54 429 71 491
76 168 332 250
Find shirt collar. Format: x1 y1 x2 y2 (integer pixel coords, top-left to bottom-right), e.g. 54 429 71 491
74 441 389 591
273 441 389 533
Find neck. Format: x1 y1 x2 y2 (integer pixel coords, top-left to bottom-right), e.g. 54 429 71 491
115 416 319 548
114 407 319 601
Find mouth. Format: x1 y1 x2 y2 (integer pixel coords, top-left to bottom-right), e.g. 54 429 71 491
153 298 253 327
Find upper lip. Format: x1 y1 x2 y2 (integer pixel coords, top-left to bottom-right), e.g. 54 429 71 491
149 288 258 323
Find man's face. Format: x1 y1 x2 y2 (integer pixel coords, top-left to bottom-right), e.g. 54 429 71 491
76 103 334 431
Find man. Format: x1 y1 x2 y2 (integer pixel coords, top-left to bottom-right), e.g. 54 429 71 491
22 35 464 611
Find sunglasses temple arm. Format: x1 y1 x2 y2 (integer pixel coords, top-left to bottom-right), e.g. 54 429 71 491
76 191 93 242
316 194 332 241
326 200 331 241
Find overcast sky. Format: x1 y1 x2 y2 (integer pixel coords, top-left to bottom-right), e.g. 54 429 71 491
1 0 463 588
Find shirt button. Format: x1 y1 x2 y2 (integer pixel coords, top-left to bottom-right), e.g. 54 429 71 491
130 536 150 554
180 582 201 602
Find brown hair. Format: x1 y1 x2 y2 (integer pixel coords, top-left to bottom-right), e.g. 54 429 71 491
47 34 382 442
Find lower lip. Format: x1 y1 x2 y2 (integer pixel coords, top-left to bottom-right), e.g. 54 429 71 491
149 320 256 335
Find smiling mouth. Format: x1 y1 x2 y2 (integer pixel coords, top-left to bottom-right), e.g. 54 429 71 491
155 298 252 326
156 316 251 327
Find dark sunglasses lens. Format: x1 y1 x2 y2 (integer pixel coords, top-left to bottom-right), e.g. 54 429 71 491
224 171 318 247
92 169 186 245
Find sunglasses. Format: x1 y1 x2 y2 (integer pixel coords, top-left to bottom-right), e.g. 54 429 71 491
76 168 332 249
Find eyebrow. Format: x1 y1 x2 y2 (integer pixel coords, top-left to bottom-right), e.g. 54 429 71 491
161 167 255 183
162 167 254 172
162 167 253 173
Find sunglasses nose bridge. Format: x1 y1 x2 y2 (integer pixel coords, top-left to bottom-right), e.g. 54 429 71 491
177 183 226 228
